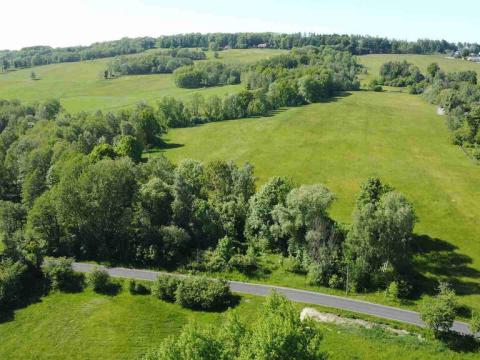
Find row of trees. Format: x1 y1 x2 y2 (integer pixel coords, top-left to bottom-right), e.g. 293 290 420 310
0 37 156 70
160 47 359 126
2 33 478 72
156 33 473 55
375 61 480 159
173 61 241 88
108 49 206 76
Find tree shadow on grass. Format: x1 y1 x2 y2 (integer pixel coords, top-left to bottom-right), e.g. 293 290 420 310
184 294 242 313
0 275 45 325
437 332 480 353
94 282 122 296
409 234 480 299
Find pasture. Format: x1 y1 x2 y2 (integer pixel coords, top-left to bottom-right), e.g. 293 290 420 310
157 90 480 312
0 49 285 113
358 54 480 83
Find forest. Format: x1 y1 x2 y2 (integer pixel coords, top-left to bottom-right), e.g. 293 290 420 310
2 32 479 72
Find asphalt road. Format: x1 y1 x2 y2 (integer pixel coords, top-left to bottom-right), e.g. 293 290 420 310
73 262 475 336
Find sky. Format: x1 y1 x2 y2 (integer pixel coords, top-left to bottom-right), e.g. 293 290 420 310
1 0 479 50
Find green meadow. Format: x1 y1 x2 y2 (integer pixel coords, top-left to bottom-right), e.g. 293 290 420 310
157 89 480 312
358 54 480 83
0 287 476 360
0 49 285 113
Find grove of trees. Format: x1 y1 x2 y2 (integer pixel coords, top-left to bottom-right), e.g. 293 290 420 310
109 49 206 76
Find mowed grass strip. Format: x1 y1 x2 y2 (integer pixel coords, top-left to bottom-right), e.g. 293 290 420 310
158 90 480 311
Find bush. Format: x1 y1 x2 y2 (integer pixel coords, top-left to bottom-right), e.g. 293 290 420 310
87 267 111 293
470 311 480 336
228 253 257 274
420 283 457 336
152 275 180 302
0 259 30 309
175 276 232 310
328 274 343 289
128 279 150 295
41 257 79 292
372 85 383 92
283 256 306 274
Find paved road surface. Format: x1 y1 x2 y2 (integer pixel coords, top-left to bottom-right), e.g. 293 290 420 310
73 262 475 336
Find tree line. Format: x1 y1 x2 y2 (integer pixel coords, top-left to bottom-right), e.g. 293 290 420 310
0 37 156 71
108 49 206 76
2 33 479 72
173 61 242 88
373 61 480 160
160 46 360 126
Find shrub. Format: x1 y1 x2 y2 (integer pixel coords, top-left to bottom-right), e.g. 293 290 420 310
328 274 343 289
128 279 150 295
41 257 78 292
0 259 29 309
470 311 480 336
283 256 306 274
372 85 383 92
228 253 257 274
175 276 232 310
420 283 457 336
152 275 180 302
87 267 111 293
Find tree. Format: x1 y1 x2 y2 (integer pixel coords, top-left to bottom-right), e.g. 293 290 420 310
245 177 293 250
41 257 76 291
88 143 117 163
0 259 30 309
30 71 36 80
130 103 163 146
144 292 324 360
420 283 457 336
114 135 143 163
426 62 440 78
345 178 416 290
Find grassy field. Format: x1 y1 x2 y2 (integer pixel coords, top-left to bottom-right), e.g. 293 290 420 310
1 287 477 359
0 49 285 113
357 54 480 83
155 90 480 312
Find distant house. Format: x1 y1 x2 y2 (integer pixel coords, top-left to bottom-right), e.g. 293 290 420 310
257 43 268 49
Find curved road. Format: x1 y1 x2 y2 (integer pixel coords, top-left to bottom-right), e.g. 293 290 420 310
73 262 475 336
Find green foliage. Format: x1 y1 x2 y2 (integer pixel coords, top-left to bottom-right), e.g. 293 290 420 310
421 283 457 336
89 143 117 163
114 135 143 163
245 177 293 250
175 276 232 310
152 275 180 302
0 258 30 309
144 292 324 360
345 178 416 290
41 257 77 292
379 60 425 87
109 51 199 76
470 311 480 335
173 61 241 88
127 279 150 295
86 267 111 293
